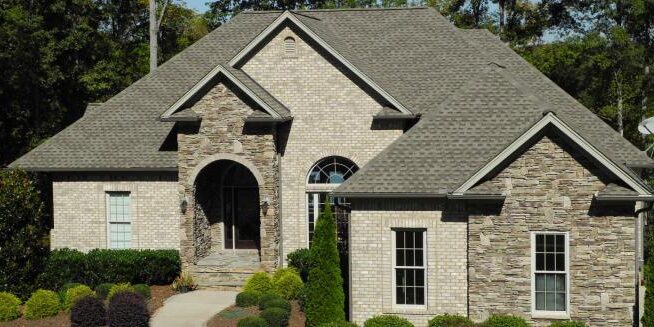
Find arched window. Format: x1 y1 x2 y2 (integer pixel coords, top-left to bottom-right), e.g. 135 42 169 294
307 156 358 184
283 36 297 57
306 156 358 246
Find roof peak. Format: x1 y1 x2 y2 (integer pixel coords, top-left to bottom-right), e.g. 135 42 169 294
240 7 429 14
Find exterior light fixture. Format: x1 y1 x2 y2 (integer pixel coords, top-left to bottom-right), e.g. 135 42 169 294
261 197 270 215
180 197 188 214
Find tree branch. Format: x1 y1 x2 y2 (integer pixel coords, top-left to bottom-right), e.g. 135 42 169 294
157 0 169 30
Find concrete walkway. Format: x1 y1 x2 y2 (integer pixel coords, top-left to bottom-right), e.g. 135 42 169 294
151 290 238 327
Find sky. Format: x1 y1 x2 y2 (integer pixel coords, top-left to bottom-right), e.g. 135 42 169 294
185 0 210 13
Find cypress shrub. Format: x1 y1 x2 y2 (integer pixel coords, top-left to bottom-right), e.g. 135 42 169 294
244 272 274 295
429 314 474 327
94 283 115 300
305 201 345 326
237 316 268 327
235 291 260 307
260 307 289 327
0 292 21 321
484 315 529 327
286 248 310 282
70 296 107 327
107 292 149 327
318 322 359 327
64 285 95 310
24 289 61 320
363 315 413 327
644 234 654 327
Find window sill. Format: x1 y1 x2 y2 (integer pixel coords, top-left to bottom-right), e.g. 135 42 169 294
384 305 429 315
531 312 570 320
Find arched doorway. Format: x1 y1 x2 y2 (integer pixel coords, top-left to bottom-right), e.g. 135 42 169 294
194 160 261 252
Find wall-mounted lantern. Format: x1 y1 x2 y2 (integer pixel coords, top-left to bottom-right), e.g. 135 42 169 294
261 197 270 216
180 197 188 214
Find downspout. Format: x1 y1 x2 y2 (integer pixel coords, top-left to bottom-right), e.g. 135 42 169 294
636 200 653 326
276 128 284 268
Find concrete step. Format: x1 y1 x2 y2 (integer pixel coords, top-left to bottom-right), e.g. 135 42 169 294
190 250 263 291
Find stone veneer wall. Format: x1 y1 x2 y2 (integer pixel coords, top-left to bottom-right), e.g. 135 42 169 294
50 172 179 251
177 82 279 268
349 199 468 326
468 132 636 326
241 27 404 259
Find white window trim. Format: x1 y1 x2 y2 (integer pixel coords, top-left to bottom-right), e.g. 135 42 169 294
392 229 428 310
530 231 570 319
106 191 132 249
306 193 320 247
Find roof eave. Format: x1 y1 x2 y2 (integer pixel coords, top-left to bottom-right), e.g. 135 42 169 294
594 195 654 202
8 166 178 173
331 192 448 198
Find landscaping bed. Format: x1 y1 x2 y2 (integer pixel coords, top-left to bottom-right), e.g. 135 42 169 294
207 300 305 327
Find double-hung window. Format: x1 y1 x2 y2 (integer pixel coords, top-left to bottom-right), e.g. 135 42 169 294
532 232 569 317
393 229 426 307
107 192 132 249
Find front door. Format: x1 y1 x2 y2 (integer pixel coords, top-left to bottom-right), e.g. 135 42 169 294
224 186 260 250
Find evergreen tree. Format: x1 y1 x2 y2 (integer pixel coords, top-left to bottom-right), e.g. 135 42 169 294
305 199 346 326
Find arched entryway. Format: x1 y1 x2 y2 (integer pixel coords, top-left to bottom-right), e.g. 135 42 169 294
194 159 261 254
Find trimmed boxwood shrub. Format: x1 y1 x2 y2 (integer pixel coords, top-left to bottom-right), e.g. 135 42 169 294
305 202 345 326
549 322 585 327
484 315 529 327
244 272 274 295
24 289 61 320
70 295 107 327
94 283 115 300
260 297 291 312
37 248 180 290
260 307 290 327
64 285 95 310
0 292 21 321
363 315 414 327
237 316 268 327
258 293 284 309
133 284 151 300
287 248 310 282
107 283 136 302
273 269 304 300
59 283 83 302
429 314 474 327
236 291 260 307
107 292 149 327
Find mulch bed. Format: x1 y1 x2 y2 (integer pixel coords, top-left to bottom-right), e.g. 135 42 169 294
0 285 176 327
207 300 306 327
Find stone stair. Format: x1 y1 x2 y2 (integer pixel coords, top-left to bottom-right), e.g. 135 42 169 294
189 250 262 291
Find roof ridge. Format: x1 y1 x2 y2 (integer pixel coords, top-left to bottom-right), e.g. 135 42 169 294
240 7 429 14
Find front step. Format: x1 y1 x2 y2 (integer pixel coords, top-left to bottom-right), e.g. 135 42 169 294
190 250 263 291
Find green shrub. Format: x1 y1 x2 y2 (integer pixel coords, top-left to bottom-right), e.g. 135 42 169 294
37 248 180 290
236 291 260 307
305 202 345 326
58 283 82 303
287 248 310 282
244 272 274 295
258 293 285 309
429 314 474 327
272 267 299 284
133 284 151 300
363 315 414 327
273 269 303 300
260 307 290 327
24 289 61 320
70 296 107 327
237 316 268 327
318 322 359 327
0 169 49 300
0 292 21 321
260 297 291 312
64 285 95 310
107 283 136 302
549 321 585 327
484 315 529 327
94 283 115 300
645 240 654 327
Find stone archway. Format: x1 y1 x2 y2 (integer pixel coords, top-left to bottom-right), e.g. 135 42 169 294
193 159 263 259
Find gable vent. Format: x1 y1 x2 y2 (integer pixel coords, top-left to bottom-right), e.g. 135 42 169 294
283 37 297 57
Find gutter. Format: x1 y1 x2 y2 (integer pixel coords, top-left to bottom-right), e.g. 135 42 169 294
244 117 293 124
16 167 178 173
332 191 505 200
594 195 654 202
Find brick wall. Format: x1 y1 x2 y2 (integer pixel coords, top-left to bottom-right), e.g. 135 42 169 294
50 173 179 251
349 199 468 325
241 27 404 259
468 132 636 326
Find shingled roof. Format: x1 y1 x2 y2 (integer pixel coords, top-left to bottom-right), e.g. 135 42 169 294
10 8 654 196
